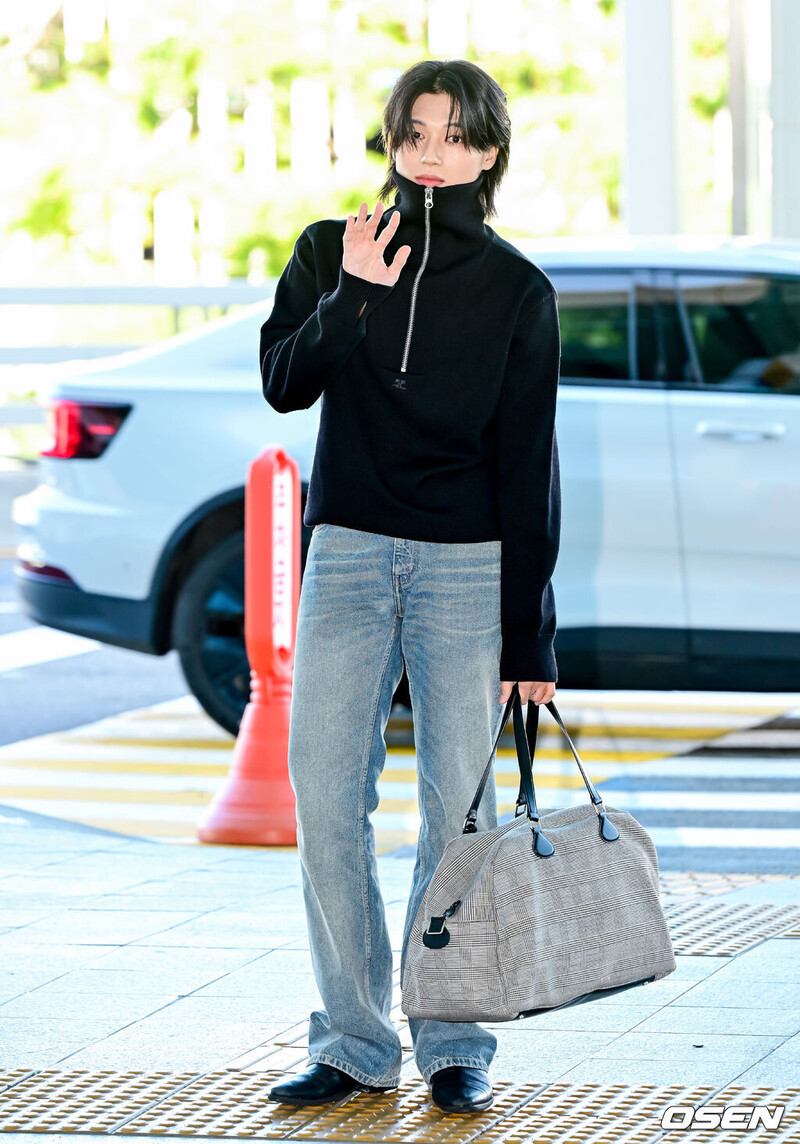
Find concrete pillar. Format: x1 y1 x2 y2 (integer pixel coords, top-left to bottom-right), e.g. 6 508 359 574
729 0 747 235
622 0 689 235
730 0 772 237
771 0 800 238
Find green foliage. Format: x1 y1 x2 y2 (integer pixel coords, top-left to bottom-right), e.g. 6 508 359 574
691 88 727 120
75 30 112 80
691 30 726 59
228 231 287 279
557 62 594 95
596 152 621 221
26 8 67 91
9 168 73 240
0 0 737 285
374 19 409 45
137 39 203 134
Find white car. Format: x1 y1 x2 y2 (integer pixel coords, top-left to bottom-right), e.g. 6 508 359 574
13 236 800 734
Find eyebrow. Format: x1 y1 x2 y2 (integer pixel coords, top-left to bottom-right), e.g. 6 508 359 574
411 118 464 128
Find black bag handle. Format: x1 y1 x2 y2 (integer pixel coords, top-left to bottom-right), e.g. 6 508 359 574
463 683 619 844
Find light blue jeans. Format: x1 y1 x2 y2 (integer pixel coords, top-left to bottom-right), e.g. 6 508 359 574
286 523 506 1088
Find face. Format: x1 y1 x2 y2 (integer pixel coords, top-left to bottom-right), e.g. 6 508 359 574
393 91 498 188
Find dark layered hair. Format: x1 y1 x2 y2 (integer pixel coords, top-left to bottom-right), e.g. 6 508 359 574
376 59 511 220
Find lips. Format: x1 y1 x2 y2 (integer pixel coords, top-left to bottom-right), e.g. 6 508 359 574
416 176 444 185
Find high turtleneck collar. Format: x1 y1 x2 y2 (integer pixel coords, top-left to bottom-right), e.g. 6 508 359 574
390 166 488 242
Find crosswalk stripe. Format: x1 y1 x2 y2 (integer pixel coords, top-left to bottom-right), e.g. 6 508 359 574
0 689 796 847
64 723 762 743
2 784 797 814
0 785 214 804
0 798 212 823
0 626 99 671
357 811 800 850
63 737 235 750
635 826 800 849
0 758 231 776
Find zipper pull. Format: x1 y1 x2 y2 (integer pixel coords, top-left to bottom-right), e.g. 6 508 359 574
424 185 433 208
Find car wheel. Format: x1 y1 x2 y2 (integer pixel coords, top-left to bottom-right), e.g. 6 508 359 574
171 530 249 737
171 525 411 737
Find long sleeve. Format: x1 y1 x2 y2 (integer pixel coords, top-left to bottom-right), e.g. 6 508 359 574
259 224 395 413
496 288 562 683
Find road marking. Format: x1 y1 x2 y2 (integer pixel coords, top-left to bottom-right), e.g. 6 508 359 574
0 626 99 672
0 691 797 848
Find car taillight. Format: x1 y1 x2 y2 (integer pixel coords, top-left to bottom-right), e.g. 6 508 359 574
39 399 132 460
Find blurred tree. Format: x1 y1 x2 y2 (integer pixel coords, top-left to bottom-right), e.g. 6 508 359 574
0 0 732 285
10 167 73 242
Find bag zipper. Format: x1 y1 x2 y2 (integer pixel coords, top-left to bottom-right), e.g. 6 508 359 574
398 184 434 375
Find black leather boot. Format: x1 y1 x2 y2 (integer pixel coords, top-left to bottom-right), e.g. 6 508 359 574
429 1066 493 1112
268 1062 394 1106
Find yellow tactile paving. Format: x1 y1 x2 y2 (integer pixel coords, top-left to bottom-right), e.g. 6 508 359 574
0 1071 798 1141
0 692 795 847
665 901 800 955
658 870 800 903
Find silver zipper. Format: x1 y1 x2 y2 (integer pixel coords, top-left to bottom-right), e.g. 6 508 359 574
399 184 434 373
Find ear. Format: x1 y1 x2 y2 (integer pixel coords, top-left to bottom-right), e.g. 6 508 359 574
482 145 499 171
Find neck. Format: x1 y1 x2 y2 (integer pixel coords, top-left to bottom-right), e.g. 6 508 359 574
390 166 488 242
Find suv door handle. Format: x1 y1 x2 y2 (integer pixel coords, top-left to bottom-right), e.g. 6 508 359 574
696 421 786 442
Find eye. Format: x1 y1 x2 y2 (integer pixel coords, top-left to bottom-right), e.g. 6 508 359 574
410 131 462 143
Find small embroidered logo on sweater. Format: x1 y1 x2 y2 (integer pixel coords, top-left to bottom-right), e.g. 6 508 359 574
393 377 407 390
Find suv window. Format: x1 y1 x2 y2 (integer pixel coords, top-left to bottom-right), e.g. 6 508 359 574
549 273 632 382
636 281 690 383
676 272 800 393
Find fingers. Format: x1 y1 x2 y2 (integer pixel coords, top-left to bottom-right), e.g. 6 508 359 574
376 209 401 248
365 200 384 234
502 682 556 706
347 201 382 229
344 201 367 239
343 201 408 282
498 681 516 705
525 683 556 706
346 201 401 238
389 244 411 272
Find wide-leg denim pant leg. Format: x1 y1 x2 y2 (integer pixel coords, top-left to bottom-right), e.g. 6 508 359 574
398 535 504 1085
286 523 505 1089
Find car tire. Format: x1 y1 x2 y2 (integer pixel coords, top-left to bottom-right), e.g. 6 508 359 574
171 525 412 738
171 530 250 737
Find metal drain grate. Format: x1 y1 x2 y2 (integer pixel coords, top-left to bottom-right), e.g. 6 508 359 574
664 901 800 955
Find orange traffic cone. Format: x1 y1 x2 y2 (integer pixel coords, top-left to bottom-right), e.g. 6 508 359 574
197 446 300 845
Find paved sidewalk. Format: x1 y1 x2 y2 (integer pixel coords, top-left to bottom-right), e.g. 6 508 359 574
1 802 799 1141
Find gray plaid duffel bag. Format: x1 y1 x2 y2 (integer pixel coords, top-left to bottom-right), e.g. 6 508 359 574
402 684 676 1023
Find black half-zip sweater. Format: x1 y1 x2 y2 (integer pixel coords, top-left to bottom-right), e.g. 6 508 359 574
259 166 561 683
